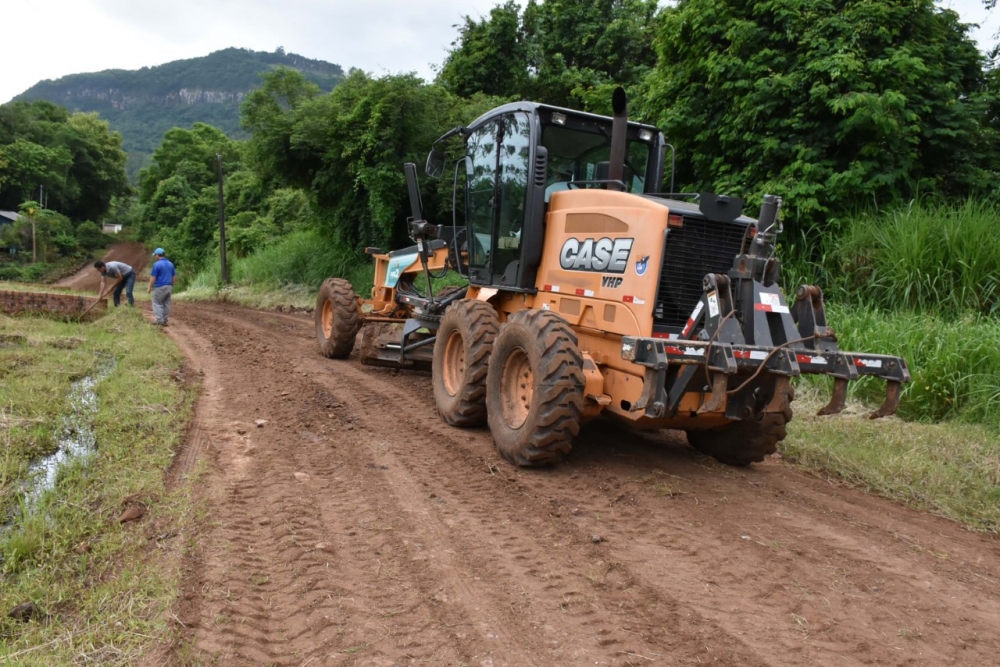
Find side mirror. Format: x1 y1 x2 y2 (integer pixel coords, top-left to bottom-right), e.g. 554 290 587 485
425 148 445 179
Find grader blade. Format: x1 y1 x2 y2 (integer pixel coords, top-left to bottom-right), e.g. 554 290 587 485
358 322 433 371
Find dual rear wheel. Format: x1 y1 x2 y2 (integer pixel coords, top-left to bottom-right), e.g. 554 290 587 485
433 302 584 466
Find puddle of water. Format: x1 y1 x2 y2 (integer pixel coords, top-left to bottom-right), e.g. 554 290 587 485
21 355 117 510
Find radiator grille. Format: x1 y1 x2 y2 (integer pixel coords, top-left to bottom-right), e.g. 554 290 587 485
654 216 749 331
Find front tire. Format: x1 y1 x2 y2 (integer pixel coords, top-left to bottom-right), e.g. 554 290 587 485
315 278 360 358
432 299 499 426
486 310 585 467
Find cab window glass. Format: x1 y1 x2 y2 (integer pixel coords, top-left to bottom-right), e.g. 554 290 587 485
465 121 499 269
494 112 531 279
542 124 650 195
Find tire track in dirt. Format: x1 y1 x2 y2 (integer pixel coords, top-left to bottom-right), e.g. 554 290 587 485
169 311 529 665
172 302 1000 666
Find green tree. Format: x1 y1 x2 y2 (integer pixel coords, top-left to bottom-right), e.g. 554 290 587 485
438 0 659 110
281 71 477 248
0 139 71 204
57 113 130 221
138 123 239 203
643 0 998 234
438 1 530 98
241 67 321 185
14 201 74 261
0 101 128 220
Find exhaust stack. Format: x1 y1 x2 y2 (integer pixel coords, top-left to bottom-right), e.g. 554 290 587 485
608 87 628 191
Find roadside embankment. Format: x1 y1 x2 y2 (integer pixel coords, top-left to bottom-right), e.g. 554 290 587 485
0 307 197 664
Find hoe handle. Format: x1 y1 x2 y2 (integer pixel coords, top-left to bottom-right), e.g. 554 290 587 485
78 290 107 320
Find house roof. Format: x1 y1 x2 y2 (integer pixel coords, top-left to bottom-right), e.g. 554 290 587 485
0 210 22 223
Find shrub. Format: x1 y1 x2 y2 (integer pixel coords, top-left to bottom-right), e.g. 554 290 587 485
76 221 108 251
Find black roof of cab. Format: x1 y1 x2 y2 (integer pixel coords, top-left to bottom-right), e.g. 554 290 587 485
464 101 663 135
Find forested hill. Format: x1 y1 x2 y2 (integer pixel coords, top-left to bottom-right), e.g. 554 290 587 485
14 48 344 180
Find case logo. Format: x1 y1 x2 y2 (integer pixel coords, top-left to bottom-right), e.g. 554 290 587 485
559 237 634 273
635 255 649 276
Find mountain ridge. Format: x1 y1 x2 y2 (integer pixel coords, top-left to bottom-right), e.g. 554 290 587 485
14 47 344 180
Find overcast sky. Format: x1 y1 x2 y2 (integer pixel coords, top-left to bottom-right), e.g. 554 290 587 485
1 0 997 105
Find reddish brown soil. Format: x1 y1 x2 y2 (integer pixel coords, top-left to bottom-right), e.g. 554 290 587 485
165 301 1000 666
56 241 150 292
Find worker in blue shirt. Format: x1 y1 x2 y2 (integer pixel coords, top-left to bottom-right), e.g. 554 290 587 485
147 248 176 326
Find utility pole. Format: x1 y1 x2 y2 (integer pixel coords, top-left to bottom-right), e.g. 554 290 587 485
216 154 228 284
27 205 36 263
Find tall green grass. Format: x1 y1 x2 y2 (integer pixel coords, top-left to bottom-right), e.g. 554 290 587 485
830 198 1000 314
187 230 376 298
812 304 1000 427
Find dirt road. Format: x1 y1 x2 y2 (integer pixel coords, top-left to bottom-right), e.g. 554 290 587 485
166 301 1000 666
56 241 149 292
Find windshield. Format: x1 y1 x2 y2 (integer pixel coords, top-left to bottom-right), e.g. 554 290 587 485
541 124 651 195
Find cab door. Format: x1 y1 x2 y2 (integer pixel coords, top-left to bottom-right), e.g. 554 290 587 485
464 111 533 286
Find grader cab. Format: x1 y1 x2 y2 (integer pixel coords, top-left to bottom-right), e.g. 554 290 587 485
315 89 909 467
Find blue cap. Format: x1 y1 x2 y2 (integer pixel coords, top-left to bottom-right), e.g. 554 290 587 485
153 248 165 256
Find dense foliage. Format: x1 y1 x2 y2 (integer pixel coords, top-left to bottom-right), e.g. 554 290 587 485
135 121 312 272
15 48 345 181
243 69 498 249
644 0 999 235
137 68 499 279
0 101 129 220
439 0 659 112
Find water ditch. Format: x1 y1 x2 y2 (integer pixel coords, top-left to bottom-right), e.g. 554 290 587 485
19 354 117 512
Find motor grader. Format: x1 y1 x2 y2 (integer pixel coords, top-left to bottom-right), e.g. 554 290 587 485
315 89 910 467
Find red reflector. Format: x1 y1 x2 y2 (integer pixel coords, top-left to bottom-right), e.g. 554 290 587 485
651 332 671 339
668 214 684 228
749 226 757 238
543 284 552 291
575 288 585 296
754 303 773 312
664 346 684 355
622 295 634 303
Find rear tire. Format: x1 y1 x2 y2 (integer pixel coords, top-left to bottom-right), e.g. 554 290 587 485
432 300 499 426
486 310 585 467
315 278 360 358
686 401 793 466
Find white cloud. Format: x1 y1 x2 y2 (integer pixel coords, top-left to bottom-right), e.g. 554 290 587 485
0 0 996 104
0 0 497 103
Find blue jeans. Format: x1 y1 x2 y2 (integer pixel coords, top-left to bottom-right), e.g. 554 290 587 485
112 271 136 306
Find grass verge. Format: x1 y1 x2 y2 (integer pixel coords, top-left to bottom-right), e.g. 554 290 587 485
783 387 1000 533
0 307 197 664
